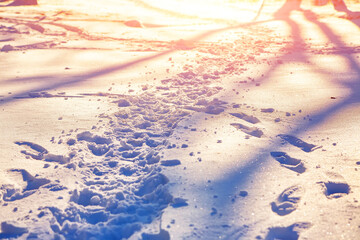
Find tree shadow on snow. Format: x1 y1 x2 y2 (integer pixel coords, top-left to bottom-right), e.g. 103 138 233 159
0 19 272 106
200 1 360 238
0 1 359 237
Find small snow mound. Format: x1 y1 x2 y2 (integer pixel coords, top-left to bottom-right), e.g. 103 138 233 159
178 71 196 79
116 192 125 200
90 195 101 205
1 45 14 52
135 121 152 129
174 39 194 50
120 165 137 176
124 20 144 28
136 174 169 196
87 143 109 156
77 131 112 145
205 105 224 115
146 151 160 164
66 138 76 146
71 188 103 207
116 99 131 107
195 99 208 106
146 138 163 147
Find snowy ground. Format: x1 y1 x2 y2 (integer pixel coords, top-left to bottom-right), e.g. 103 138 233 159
0 0 360 239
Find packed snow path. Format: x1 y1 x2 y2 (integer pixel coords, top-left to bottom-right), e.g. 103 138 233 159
1 0 360 239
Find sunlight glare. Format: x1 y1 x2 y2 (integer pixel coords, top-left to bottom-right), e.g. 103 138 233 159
140 0 259 23
46 0 261 24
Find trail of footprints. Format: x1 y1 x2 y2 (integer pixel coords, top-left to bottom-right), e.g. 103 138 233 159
270 152 306 174
222 103 352 239
1 70 229 239
3 14 352 238
265 222 313 240
270 185 304 216
264 135 351 239
5 107 351 239
228 106 351 238
0 80 354 239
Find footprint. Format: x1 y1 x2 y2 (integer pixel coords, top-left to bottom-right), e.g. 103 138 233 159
87 143 109 156
15 141 71 164
1 169 50 202
265 222 312 240
15 141 48 160
271 185 304 216
270 152 306 173
135 174 169 197
70 188 103 207
231 123 264 138
25 23 45 33
261 108 275 113
229 112 260 124
1 185 35 202
277 134 321 152
76 132 112 156
76 131 112 145
44 154 70 164
318 172 350 199
14 141 48 154
10 169 50 191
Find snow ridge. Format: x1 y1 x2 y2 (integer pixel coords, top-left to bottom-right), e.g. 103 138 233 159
2 68 223 239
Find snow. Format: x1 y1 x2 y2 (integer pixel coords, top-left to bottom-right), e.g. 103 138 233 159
0 0 360 239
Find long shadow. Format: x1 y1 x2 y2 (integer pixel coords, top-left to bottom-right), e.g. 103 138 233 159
197 1 360 238
0 16 272 106
0 0 271 107
331 1 360 28
1 1 359 236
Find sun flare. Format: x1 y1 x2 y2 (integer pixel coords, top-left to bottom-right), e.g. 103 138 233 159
1 0 360 239
44 0 262 25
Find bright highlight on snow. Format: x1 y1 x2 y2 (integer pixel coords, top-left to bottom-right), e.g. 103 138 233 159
0 0 360 239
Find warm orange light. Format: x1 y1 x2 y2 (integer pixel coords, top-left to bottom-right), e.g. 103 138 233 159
135 0 259 23
42 0 261 25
